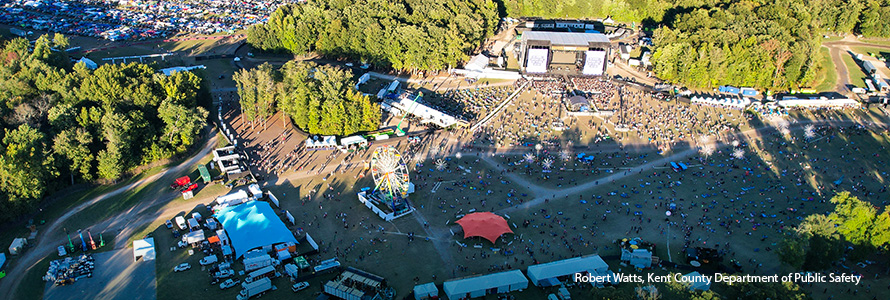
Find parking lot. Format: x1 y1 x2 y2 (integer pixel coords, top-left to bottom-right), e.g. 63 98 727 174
44 248 156 300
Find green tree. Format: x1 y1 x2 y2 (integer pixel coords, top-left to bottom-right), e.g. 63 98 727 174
0 124 55 219
829 191 877 245
53 128 94 181
871 208 890 249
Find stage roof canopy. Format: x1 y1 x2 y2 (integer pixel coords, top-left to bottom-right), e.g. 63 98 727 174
522 31 610 46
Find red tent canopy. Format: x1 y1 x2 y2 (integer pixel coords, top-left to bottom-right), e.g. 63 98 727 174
455 212 513 244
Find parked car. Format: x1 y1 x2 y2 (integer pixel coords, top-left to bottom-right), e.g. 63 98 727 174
220 278 240 290
174 263 191 272
214 269 234 279
165 220 173 229
57 246 67 257
292 282 309 292
200 255 218 266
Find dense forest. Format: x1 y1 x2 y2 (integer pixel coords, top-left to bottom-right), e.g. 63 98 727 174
0 35 209 222
246 0 498 71
235 62 380 136
650 0 822 89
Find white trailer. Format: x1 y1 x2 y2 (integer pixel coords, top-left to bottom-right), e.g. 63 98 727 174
236 277 272 300
244 265 276 284
243 254 273 272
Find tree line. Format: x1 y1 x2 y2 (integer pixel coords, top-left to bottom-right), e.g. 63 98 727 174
506 0 890 90
234 62 381 136
0 35 209 222
246 0 498 72
503 0 890 37
778 192 890 271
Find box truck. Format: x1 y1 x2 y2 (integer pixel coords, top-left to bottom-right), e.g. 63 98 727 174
236 277 272 300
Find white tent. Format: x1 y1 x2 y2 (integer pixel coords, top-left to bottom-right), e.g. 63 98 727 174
216 190 249 207
8 238 27 255
465 54 489 71
443 270 527 300
248 183 262 198
620 248 652 268
284 263 299 278
183 230 206 244
133 238 156 261
682 272 711 291
77 57 98 70
527 255 609 286
414 282 439 300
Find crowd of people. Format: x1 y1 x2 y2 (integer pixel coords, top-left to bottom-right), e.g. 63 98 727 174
425 85 515 120
611 88 747 147
0 0 298 40
473 85 566 148
570 77 620 110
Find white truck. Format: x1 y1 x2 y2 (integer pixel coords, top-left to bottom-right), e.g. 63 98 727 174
199 255 218 266
175 216 187 230
236 277 272 300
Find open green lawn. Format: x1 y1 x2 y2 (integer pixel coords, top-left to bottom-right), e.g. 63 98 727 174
58 153 220 240
815 47 838 92
851 46 890 60
822 35 845 42
0 165 172 262
841 52 868 88
159 38 240 56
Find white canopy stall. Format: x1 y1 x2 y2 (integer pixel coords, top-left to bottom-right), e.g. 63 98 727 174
133 238 156 261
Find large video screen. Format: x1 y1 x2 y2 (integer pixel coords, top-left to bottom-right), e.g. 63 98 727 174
582 50 606 76
526 49 549 73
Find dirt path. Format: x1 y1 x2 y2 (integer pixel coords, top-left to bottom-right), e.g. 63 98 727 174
826 45 852 94
0 134 219 299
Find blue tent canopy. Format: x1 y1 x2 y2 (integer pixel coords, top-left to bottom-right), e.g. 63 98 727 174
214 201 298 258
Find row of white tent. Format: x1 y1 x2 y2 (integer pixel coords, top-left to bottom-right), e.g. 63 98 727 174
417 254 709 300
776 97 861 108
690 96 752 108
305 136 338 149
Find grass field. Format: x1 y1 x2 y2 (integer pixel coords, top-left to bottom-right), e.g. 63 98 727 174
841 52 868 88
0 167 170 267
57 153 223 240
851 46 890 60
815 47 839 92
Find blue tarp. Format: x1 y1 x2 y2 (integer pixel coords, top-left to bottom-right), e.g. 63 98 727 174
719 86 740 94
740 88 758 96
214 201 298 258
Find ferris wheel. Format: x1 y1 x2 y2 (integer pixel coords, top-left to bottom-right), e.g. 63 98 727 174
370 146 411 208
